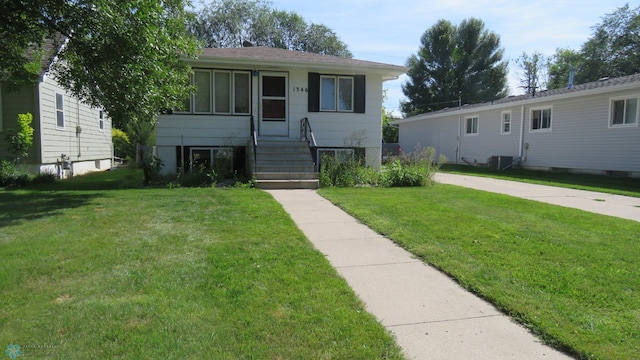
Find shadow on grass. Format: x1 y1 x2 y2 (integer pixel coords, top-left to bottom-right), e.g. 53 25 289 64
0 191 105 227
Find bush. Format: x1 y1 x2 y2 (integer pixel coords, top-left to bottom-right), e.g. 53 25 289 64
0 160 32 187
320 145 445 188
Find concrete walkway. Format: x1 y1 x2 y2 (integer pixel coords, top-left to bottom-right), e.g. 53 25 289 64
434 173 640 222
267 188 575 360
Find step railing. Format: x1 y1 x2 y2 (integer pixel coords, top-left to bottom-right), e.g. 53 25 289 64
300 117 317 148
250 115 257 173
300 117 317 167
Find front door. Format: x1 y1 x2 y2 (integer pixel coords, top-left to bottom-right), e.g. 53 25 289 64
259 72 288 136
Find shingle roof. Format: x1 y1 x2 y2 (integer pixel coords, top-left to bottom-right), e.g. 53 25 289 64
396 72 640 123
197 46 406 76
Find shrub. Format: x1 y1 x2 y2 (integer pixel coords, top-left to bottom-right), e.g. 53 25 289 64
319 145 446 188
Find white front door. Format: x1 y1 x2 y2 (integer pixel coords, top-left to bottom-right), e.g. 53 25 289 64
259 72 288 136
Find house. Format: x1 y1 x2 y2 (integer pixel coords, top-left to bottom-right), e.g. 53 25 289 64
156 46 406 188
393 73 640 177
0 40 113 178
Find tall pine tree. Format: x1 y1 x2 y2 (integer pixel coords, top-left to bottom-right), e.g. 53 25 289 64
401 18 507 116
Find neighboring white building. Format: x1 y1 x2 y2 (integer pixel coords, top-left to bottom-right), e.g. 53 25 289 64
156 46 406 187
0 41 113 178
394 73 640 177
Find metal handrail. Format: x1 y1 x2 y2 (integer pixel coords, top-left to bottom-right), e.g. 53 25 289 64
250 115 257 173
300 117 317 147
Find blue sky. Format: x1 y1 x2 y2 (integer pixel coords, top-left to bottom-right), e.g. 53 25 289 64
267 0 629 116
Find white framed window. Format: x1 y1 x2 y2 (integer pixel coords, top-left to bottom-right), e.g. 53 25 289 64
464 115 479 135
189 147 232 171
609 96 638 127
501 111 511 134
98 111 104 131
530 106 552 132
320 75 354 112
55 93 65 128
186 69 251 115
193 70 212 113
234 72 251 114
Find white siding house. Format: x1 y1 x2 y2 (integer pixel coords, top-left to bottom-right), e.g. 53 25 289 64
156 46 406 184
394 74 640 177
0 42 113 178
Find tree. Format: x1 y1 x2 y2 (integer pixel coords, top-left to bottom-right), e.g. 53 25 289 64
401 18 507 116
580 3 640 81
547 48 582 89
516 51 548 95
190 0 352 57
5 113 35 163
381 91 398 143
547 4 640 88
0 0 199 130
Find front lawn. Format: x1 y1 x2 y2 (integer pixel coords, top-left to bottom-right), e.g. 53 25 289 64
0 169 404 359
319 186 640 360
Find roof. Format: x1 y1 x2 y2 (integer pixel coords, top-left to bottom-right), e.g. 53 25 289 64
394 73 640 124
27 36 66 77
195 46 406 80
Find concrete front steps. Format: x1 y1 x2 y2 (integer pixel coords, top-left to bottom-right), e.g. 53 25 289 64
253 138 319 190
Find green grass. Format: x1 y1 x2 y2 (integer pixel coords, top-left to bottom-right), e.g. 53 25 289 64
319 186 640 360
0 168 404 359
440 164 640 197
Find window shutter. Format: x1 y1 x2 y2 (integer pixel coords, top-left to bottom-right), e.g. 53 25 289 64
354 75 365 113
308 72 320 112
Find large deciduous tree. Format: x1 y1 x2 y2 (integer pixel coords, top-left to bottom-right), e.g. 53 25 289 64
548 3 640 88
0 0 199 129
401 18 507 116
190 0 352 57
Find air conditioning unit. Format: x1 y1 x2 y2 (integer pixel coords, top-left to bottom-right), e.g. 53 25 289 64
490 156 513 170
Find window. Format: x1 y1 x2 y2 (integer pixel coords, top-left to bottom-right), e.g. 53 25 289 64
234 72 250 114
610 96 638 126
189 147 232 171
55 93 64 128
465 116 478 135
531 107 552 131
99 111 104 130
501 111 511 134
308 73 365 113
214 71 231 113
317 148 355 171
193 70 212 113
185 69 251 115
320 76 353 112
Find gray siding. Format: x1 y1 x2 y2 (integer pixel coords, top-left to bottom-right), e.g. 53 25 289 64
398 114 459 162
38 76 113 165
398 85 640 174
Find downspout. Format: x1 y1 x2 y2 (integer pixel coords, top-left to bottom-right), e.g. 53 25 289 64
457 116 461 164
519 105 525 160
76 98 81 159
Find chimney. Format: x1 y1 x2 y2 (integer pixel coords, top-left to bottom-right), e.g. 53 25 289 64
568 68 575 89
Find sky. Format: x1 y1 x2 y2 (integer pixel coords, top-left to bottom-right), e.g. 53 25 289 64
265 0 631 116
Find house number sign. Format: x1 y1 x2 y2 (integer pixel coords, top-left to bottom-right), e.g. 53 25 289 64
292 87 308 92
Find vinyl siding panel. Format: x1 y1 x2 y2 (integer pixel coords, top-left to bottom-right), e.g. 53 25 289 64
398 84 640 175
398 114 459 163
38 76 113 165
522 90 640 172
